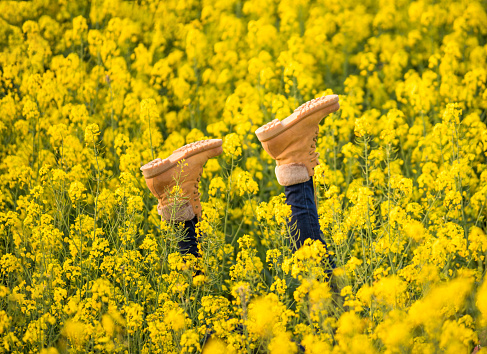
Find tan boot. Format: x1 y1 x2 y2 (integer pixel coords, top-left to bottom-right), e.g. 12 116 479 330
140 139 223 221
255 94 340 186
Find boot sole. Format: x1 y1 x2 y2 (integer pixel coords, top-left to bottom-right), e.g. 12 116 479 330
255 94 340 142
140 139 223 179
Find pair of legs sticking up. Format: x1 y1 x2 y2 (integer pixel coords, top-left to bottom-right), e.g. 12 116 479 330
141 94 340 271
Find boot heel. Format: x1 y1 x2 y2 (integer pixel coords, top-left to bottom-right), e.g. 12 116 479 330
141 158 173 178
255 119 284 142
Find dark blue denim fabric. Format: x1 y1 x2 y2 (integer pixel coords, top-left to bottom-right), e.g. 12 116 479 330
179 215 199 257
284 177 336 270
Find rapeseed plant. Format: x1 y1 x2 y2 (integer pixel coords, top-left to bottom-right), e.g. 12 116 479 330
1 0 487 352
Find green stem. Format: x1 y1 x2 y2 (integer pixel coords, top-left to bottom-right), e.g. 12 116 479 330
148 117 155 161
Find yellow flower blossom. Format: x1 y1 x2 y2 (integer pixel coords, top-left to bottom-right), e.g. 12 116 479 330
223 133 242 158
84 123 100 145
2 1 487 352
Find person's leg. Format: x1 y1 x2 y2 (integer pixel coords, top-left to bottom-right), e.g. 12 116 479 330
284 177 322 248
180 215 199 257
285 177 336 270
255 94 340 269
140 139 223 256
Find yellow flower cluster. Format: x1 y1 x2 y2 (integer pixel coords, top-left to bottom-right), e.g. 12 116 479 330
1 0 487 353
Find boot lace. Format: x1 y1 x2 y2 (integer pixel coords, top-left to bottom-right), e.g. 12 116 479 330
309 129 320 163
193 172 202 208
309 129 320 208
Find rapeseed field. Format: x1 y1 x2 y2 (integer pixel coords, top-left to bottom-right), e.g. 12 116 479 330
1 0 487 352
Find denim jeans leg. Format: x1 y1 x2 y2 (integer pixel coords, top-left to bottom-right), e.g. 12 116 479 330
285 177 336 269
178 215 200 257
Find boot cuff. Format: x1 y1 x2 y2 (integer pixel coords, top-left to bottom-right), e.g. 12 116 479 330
158 201 196 222
275 163 311 186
